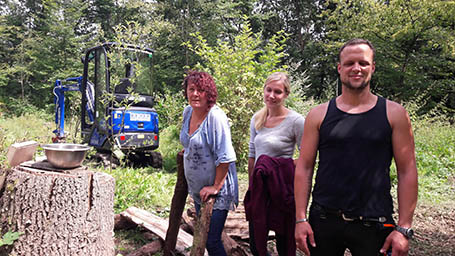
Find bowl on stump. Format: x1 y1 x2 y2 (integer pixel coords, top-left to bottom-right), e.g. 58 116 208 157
42 143 91 169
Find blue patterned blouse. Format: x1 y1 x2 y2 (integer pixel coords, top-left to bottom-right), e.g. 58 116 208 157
180 105 239 210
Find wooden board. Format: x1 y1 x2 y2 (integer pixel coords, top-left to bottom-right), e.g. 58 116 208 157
121 207 197 255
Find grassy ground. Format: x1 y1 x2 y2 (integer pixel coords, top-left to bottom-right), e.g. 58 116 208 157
0 113 453 255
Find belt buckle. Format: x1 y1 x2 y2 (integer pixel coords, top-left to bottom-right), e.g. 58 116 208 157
342 213 355 221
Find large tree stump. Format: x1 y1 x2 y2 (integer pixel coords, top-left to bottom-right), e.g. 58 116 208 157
0 161 115 256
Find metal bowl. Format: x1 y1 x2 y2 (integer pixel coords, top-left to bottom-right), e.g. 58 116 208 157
41 143 91 169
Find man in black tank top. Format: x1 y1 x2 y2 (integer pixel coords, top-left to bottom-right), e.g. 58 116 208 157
294 39 418 256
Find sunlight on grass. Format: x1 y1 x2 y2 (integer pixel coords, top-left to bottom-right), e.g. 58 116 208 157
413 122 455 204
0 114 54 166
102 166 177 216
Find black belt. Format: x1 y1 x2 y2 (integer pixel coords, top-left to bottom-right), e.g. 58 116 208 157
312 203 387 223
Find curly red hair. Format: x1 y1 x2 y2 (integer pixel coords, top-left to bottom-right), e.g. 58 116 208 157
182 71 218 108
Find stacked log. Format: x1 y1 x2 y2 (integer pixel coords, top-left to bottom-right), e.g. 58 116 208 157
115 152 250 256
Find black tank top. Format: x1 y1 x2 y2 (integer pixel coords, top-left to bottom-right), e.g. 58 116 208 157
312 96 393 217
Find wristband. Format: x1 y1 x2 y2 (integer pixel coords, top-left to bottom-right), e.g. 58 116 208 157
296 218 308 224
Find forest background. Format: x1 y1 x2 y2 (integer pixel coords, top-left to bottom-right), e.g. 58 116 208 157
0 0 454 254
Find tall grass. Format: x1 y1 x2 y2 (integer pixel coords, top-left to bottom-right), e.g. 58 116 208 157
102 166 177 215
0 114 54 166
403 100 455 204
413 122 455 204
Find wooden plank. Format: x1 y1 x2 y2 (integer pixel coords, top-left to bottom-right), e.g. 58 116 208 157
6 140 38 167
122 207 196 255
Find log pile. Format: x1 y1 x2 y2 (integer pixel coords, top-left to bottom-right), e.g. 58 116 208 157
113 152 251 256
114 205 250 256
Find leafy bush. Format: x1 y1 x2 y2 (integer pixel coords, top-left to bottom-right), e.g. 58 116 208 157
154 87 185 130
0 97 51 120
184 18 296 170
157 124 182 172
286 65 319 116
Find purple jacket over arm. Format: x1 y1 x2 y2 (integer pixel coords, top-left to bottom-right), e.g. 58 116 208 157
244 155 296 256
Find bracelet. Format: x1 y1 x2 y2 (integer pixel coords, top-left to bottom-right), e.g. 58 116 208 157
296 218 308 224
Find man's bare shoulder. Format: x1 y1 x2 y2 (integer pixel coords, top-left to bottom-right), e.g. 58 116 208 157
385 99 411 127
306 101 330 127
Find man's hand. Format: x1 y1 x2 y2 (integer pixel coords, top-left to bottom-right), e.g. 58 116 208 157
295 221 316 256
380 230 409 256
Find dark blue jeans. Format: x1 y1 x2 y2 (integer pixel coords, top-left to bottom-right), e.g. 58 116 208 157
195 202 228 256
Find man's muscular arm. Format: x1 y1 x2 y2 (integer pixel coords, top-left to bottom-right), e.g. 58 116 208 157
295 103 327 255
380 101 418 256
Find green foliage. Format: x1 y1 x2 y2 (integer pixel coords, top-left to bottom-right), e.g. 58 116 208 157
103 166 176 215
413 122 455 203
154 87 186 129
0 231 24 247
0 113 54 166
1 0 90 111
414 123 454 176
287 63 320 115
0 97 51 119
321 0 455 117
387 100 455 203
157 124 182 172
183 18 289 170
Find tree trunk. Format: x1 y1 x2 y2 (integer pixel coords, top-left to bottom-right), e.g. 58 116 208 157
164 151 188 255
0 163 115 256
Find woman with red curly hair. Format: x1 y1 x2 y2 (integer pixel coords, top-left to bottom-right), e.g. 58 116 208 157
180 71 238 255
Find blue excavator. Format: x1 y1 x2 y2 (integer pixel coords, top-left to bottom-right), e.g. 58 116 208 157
53 42 162 168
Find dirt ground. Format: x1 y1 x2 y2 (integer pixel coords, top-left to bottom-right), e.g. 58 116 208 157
114 173 455 256
114 200 455 256
408 202 455 256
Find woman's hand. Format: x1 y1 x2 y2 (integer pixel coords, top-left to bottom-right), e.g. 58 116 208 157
199 186 219 202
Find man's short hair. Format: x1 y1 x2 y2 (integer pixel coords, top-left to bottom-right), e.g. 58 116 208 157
338 38 376 61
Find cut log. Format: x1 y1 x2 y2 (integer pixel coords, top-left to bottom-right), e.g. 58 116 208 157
121 207 194 255
0 162 115 256
191 197 215 256
164 151 188 256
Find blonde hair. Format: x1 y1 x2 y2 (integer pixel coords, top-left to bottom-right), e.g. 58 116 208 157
254 72 290 130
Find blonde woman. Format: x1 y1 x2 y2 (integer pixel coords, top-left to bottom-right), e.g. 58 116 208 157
245 72 305 256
